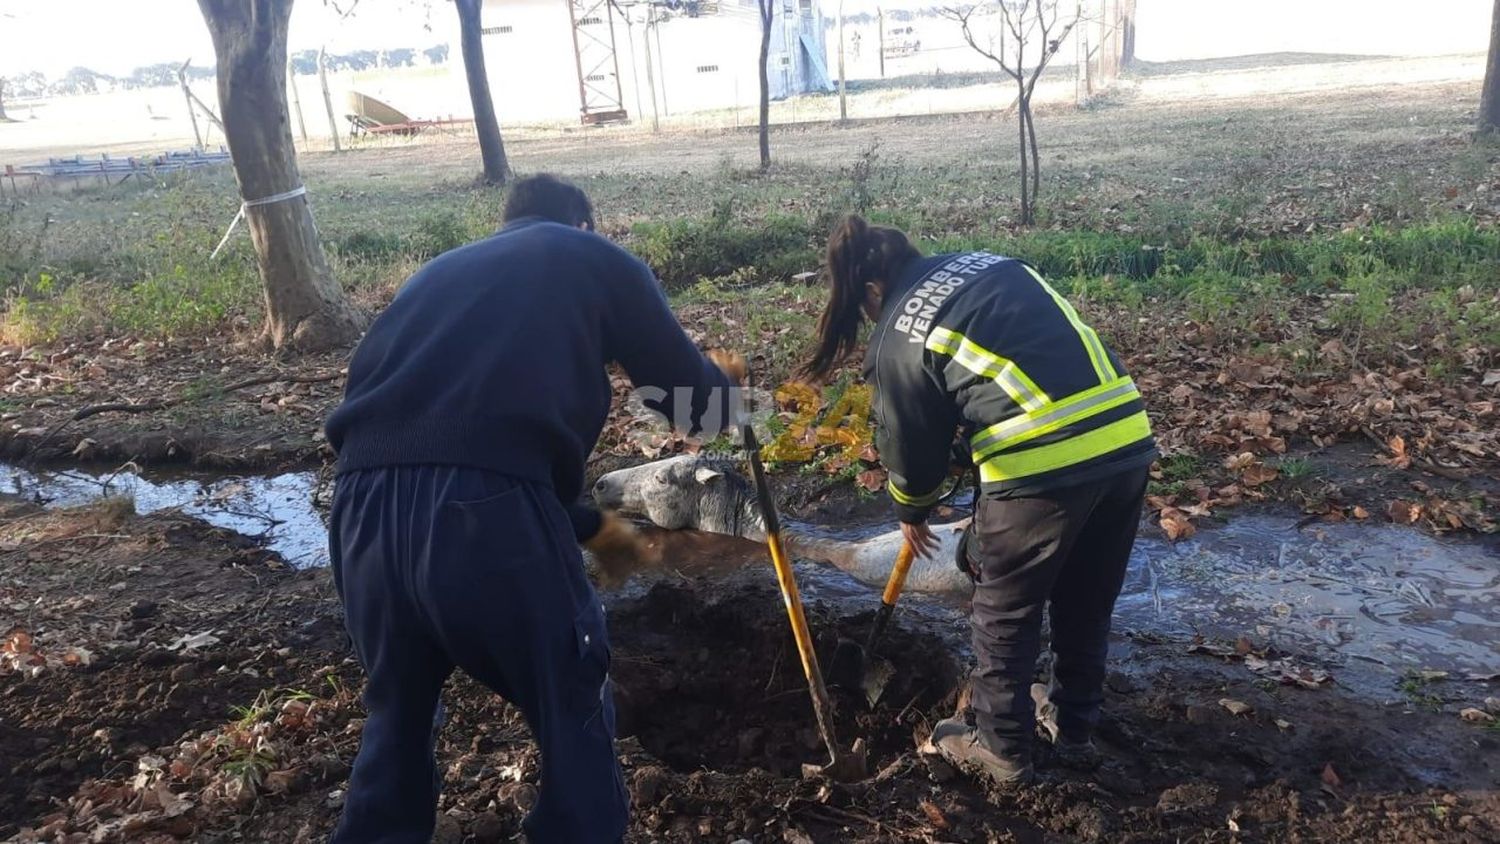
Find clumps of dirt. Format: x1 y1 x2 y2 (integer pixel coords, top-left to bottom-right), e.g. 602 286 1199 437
5 506 1499 843
608 582 961 778
0 498 343 838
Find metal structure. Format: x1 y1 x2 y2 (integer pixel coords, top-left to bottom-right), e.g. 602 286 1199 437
2 149 232 197
566 0 630 124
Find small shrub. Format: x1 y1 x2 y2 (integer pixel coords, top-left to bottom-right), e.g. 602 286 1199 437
630 213 818 288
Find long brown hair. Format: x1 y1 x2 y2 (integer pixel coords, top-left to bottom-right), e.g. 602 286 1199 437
803 215 921 380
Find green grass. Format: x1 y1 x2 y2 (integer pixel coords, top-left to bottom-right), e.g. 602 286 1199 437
1398 673 1445 712
1278 457 1318 481
2 154 1497 358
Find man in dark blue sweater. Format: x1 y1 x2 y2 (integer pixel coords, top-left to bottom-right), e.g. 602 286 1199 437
325 175 742 843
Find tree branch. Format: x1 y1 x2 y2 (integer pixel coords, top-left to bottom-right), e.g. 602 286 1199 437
943 6 1022 81
1025 15 1078 96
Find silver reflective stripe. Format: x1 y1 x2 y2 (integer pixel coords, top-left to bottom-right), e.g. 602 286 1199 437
971 378 1140 457
927 328 1050 413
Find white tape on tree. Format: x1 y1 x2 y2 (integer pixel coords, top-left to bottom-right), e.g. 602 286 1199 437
209 185 309 260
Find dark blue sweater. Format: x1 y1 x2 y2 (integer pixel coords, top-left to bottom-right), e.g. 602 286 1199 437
326 219 734 538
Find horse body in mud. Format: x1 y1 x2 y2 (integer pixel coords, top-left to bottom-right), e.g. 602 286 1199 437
593 456 973 595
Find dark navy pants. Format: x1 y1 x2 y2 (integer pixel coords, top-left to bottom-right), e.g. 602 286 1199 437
329 465 628 843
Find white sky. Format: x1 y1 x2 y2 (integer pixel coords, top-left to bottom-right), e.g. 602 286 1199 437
1 0 1491 79
0 0 444 77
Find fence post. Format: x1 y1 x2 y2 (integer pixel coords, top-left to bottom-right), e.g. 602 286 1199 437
288 59 309 143
318 47 342 152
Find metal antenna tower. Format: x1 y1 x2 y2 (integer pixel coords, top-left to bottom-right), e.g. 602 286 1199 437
567 0 630 124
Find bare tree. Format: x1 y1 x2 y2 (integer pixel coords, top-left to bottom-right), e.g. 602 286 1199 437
197 0 366 353
758 0 774 171
945 1 1078 224
1483 0 1500 135
0 77 9 122
455 0 510 184
1119 0 1137 68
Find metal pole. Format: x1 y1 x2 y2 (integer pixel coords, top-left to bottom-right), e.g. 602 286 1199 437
318 46 342 152
836 0 847 121
567 0 591 122
178 59 203 152
288 59 309 143
654 13 669 116
877 8 885 78
620 6 645 122
642 6 661 132
604 0 629 120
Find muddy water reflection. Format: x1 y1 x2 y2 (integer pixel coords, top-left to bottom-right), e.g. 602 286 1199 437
1127 515 1500 681
3 463 1495 688
0 464 327 567
655 515 1500 685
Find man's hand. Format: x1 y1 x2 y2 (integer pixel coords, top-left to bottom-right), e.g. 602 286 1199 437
706 349 747 385
584 511 662 587
901 520 940 560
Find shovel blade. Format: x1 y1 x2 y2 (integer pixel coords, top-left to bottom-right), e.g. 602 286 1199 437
801 738 869 782
861 657 897 708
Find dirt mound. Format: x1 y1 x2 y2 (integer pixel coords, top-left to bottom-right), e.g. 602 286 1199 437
609 582 961 777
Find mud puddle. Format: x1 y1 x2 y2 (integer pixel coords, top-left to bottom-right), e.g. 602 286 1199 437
4 461 1496 692
645 513 1500 699
1126 515 1500 690
0 463 327 567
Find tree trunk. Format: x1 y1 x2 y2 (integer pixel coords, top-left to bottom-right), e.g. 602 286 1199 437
197 0 365 353
1120 0 1138 68
0 78 9 122
758 0 773 171
1025 99 1040 212
1016 88 1032 225
1482 0 1500 135
456 0 510 184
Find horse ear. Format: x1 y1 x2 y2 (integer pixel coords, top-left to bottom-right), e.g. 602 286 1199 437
694 466 722 484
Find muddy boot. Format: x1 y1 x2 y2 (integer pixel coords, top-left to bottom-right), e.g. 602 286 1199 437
1031 683 1101 770
930 717 1034 786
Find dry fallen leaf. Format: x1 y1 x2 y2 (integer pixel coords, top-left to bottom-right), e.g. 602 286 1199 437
1219 698 1253 716
856 469 886 493
1241 464 1279 487
61 647 93 667
1159 509 1196 541
3 627 33 655
1384 435 1412 469
1459 708 1496 724
1351 505 1370 520
1387 500 1420 524
1223 452 1257 472
1321 762 1342 789
919 799 951 831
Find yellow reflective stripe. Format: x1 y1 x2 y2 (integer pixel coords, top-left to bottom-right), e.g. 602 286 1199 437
978 411 1152 483
887 479 942 508
1021 265 1116 384
970 377 1140 462
926 328 1050 413
926 327 961 356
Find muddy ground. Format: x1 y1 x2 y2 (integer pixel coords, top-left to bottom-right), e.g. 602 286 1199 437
2 499 1497 843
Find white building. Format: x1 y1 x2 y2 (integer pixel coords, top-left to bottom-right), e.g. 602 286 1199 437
460 0 832 126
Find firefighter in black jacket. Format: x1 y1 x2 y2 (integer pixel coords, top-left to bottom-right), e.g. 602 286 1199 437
804 215 1155 785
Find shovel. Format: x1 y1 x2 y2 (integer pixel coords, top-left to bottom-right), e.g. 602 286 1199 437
743 424 868 782
829 540 915 707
